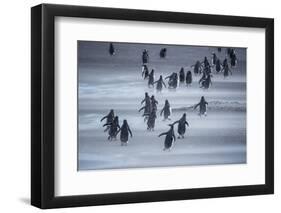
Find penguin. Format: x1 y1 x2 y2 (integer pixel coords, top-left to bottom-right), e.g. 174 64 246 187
173 113 189 139
229 48 235 58
109 43 115 56
160 48 167 58
198 72 207 85
139 92 151 119
194 96 208 116
185 70 192 86
103 116 120 140
179 67 185 83
226 48 232 57
142 49 149 64
148 69 154 88
153 75 166 92
141 64 149 79
100 109 115 132
202 56 210 68
160 99 171 120
230 51 237 68
117 119 132 146
211 53 217 66
147 109 157 131
215 59 222 73
191 61 203 75
158 124 176 151
172 73 178 88
165 72 178 89
150 95 158 112
203 65 212 76
200 74 212 89
222 58 228 69
100 109 114 125
222 63 232 78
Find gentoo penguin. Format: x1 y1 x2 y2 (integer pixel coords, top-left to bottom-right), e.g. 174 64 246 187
153 75 166 92
142 49 149 64
150 95 158 112
148 69 155 88
147 109 157 131
158 124 176 151
160 48 167 58
230 51 237 68
100 109 115 132
103 116 120 140
117 119 132 146
160 99 171 120
185 70 192 86
179 67 185 83
191 61 203 75
141 64 149 79
215 59 222 73
200 74 212 89
194 96 208 116
222 63 232 78
139 92 151 120
173 113 189 139
109 43 115 56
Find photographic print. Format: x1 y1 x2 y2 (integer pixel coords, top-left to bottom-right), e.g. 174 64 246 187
78 41 246 170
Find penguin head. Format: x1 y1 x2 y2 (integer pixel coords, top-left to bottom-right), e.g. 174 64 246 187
168 123 174 129
201 96 205 102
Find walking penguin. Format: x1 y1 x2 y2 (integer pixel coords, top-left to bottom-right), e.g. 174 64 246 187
103 116 120 140
160 99 172 120
153 75 166 92
185 70 192 86
160 48 167 58
150 95 158 112
179 67 185 83
158 124 176 151
147 109 157 131
142 49 149 64
100 109 115 132
172 113 189 139
139 92 151 120
194 96 208 116
117 119 133 146
109 43 115 56
141 64 149 79
148 69 155 88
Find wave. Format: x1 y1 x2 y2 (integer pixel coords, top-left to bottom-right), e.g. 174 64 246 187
173 100 246 112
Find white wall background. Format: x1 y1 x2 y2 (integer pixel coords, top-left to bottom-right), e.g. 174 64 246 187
0 0 279 212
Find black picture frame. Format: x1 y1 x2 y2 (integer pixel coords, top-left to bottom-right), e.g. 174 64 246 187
31 3 274 209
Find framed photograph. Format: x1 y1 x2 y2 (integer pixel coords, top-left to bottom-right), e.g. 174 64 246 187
31 4 274 209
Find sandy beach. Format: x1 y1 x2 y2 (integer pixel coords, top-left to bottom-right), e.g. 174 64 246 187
78 41 246 170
